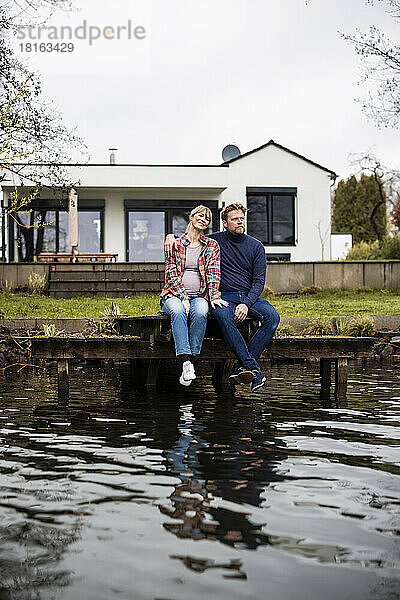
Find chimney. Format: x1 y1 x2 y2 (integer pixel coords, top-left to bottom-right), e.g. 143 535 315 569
109 148 117 165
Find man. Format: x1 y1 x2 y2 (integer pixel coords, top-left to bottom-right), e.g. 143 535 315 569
165 203 280 391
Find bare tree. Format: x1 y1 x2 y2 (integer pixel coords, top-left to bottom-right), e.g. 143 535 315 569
0 1 87 260
0 0 87 187
316 219 330 260
340 0 400 128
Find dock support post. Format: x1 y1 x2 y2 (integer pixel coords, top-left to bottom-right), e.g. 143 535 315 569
146 359 159 388
212 361 224 388
131 359 147 386
319 358 332 401
335 358 348 399
320 359 332 388
57 358 69 403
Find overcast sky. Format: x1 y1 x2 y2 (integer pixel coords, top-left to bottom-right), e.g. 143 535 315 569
11 0 400 178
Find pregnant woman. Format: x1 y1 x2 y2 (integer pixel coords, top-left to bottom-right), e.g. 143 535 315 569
160 205 228 386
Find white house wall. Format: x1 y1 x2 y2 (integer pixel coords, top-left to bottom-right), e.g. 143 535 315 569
225 145 333 261
3 145 334 261
101 187 225 263
58 165 229 190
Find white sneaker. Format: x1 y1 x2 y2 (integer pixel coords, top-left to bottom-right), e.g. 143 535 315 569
179 360 196 386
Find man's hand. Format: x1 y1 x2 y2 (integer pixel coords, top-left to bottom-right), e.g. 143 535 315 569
183 299 190 315
164 234 177 257
210 298 229 309
234 303 248 322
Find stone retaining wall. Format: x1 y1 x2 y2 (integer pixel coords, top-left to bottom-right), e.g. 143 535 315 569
0 261 399 294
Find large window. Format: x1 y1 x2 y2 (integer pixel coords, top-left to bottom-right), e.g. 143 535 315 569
127 212 165 262
9 199 104 262
124 200 219 262
247 188 296 246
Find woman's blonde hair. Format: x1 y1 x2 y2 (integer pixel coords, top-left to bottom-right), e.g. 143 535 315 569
185 205 212 236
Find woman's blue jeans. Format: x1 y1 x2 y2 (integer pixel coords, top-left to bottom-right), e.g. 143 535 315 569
161 295 209 356
210 292 280 372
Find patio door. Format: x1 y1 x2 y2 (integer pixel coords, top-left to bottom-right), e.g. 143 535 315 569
124 200 219 262
127 211 165 262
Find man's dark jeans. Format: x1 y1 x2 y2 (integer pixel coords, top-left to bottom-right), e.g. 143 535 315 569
210 292 280 372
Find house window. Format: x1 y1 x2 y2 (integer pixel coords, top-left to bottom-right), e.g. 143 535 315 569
127 211 165 262
247 188 296 246
58 211 102 253
9 199 104 262
124 200 219 261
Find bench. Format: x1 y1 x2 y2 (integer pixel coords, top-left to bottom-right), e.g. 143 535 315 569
37 253 118 263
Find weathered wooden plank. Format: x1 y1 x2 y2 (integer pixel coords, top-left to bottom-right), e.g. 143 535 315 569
117 315 252 341
335 357 348 399
28 336 376 361
57 358 69 403
320 358 332 389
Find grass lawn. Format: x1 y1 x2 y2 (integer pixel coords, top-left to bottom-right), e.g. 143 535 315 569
0 288 399 319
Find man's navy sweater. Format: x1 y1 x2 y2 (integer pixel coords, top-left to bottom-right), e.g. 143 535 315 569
209 230 266 308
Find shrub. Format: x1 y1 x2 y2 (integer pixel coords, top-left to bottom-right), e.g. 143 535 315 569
0 280 14 293
275 325 294 337
332 317 348 335
346 240 381 260
302 318 333 336
100 301 121 318
42 324 64 337
381 235 400 259
346 316 375 337
301 285 321 295
28 272 47 295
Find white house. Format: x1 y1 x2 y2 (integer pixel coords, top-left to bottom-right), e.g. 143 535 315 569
1 140 337 262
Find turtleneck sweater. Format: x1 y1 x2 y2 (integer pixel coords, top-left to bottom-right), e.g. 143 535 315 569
208 230 266 308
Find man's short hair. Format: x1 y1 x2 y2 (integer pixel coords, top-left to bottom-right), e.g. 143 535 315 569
221 203 247 222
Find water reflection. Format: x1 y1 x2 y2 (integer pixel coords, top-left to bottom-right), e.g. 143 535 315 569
0 509 81 598
0 360 399 599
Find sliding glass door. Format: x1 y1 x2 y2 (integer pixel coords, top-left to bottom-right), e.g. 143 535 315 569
127 211 165 262
125 200 219 262
9 199 105 262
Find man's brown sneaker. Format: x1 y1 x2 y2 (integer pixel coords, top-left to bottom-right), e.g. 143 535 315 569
237 369 255 384
229 366 255 385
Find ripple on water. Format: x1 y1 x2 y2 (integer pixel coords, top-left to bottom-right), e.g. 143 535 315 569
0 360 399 600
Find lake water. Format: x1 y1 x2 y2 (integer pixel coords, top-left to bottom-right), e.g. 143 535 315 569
0 359 399 600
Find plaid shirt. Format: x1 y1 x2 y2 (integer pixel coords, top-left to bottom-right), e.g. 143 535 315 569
161 233 221 302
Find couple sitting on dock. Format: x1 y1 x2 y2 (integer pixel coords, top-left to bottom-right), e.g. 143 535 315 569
161 203 280 391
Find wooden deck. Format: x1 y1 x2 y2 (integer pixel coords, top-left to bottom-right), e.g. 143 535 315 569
30 335 374 361
26 315 376 402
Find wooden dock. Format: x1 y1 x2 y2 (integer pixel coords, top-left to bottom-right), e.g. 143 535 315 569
25 315 376 402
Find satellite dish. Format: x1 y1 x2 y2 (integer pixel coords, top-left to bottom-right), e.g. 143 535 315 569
222 144 241 162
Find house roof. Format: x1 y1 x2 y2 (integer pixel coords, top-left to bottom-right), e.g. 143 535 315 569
221 139 337 177
8 139 337 177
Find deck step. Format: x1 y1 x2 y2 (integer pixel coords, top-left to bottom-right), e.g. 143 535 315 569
48 265 165 297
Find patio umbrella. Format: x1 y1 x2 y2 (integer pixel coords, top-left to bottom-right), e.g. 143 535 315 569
68 188 78 259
